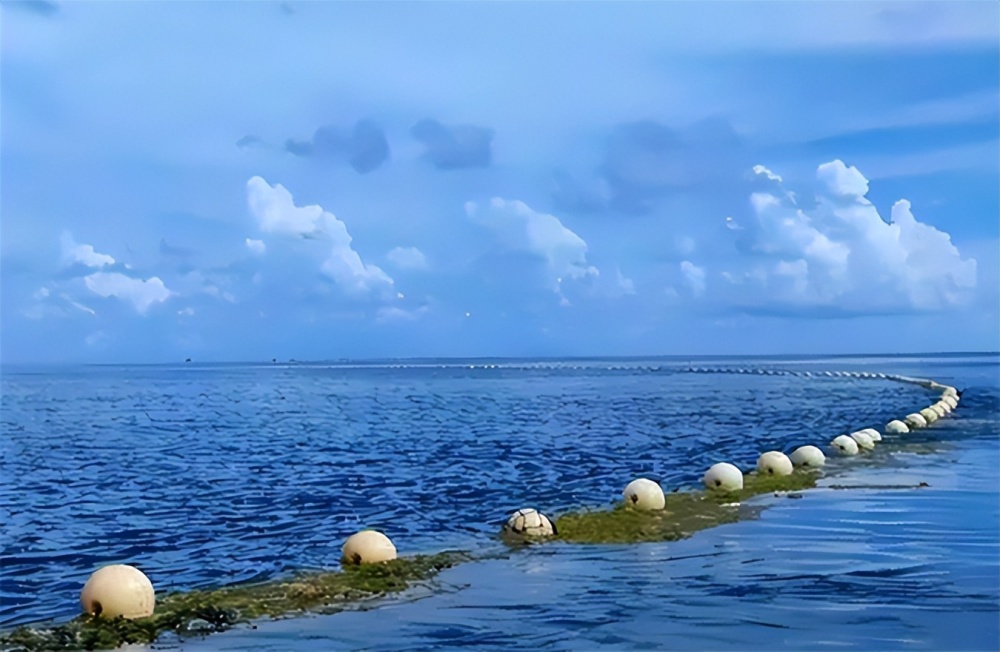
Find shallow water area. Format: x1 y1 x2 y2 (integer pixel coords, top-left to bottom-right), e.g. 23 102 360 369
2 354 998 650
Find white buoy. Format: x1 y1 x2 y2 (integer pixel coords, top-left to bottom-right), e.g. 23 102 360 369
622 478 666 510
789 445 826 468
919 408 939 424
703 463 744 491
849 430 876 450
905 413 928 429
941 386 958 398
341 530 397 565
504 508 555 537
80 564 155 619
858 427 882 442
831 435 860 456
933 402 950 415
885 420 909 434
756 451 794 476
942 395 958 410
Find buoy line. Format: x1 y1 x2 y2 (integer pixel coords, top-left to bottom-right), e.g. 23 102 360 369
0 371 962 651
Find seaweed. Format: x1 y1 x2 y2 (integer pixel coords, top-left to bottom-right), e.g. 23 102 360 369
0 552 468 651
554 471 818 544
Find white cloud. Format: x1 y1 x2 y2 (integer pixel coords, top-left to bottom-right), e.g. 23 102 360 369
732 160 976 312
83 272 173 314
466 197 599 292
245 238 266 254
816 160 869 197
33 287 50 300
178 307 195 316
246 176 393 296
680 261 706 296
387 246 428 270
60 232 115 268
752 165 783 183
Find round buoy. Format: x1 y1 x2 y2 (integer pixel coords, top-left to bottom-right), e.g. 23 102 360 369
789 445 826 468
504 508 555 537
849 430 876 450
858 427 882 442
942 395 958 410
885 420 909 434
831 435 860 456
905 413 928 429
941 386 958 399
341 530 397 565
919 407 939 424
80 564 155 619
756 451 794 476
622 478 665 510
932 402 950 416
703 463 744 491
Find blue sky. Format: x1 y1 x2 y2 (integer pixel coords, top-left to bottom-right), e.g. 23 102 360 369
2 1 998 364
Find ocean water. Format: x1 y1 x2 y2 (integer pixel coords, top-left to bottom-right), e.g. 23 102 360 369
1 354 998 650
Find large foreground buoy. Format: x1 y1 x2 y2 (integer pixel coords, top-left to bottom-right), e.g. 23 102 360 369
504 508 555 537
622 478 665 510
703 463 744 491
831 435 859 456
905 413 928 429
942 395 958 410
858 428 882 442
341 530 397 565
756 451 794 476
919 408 939 424
80 564 155 619
885 420 909 434
849 430 876 450
789 445 825 468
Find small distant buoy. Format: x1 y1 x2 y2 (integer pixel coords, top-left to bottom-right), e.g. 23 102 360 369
858 428 882 442
503 508 555 537
80 564 155 619
919 408 939 424
703 463 744 491
831 435 859 456
885 420 909 434
789 445 825 468
622 478 665 510
905 413 928 429
756 451 794 476
341 530 397 565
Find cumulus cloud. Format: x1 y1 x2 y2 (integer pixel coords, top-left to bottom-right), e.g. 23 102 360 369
728 160 976 312
285 119 389 174
60 233 115 268
386 246 427 270
245 238 266 254
411 118 493 169
466 198 599 296
84 272 173 314
246 176 394 295
680 261 706 296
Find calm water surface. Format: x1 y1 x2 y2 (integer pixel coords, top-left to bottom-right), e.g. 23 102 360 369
1 355 998 650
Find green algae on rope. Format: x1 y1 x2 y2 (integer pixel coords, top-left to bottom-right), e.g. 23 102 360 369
554 471 818 544
0 552 469 652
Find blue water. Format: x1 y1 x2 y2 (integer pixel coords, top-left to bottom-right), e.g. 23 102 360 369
1 354 998 650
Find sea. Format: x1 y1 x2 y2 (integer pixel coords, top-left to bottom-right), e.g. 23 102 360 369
1 353 998 651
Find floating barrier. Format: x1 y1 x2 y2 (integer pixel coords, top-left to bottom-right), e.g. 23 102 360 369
1 368 962 651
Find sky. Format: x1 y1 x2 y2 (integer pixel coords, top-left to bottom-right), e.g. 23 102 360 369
2 0 998 364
